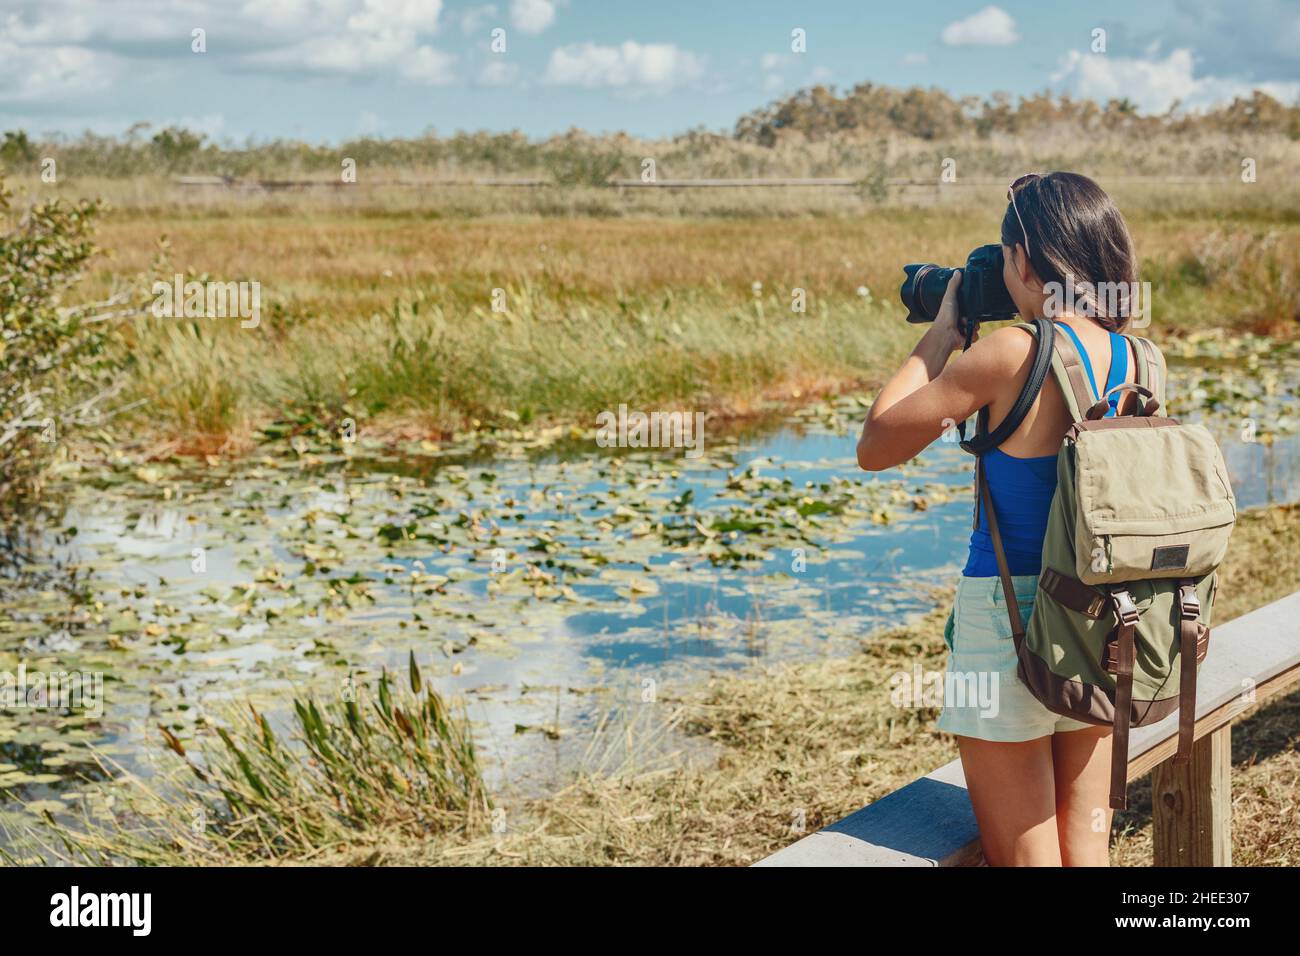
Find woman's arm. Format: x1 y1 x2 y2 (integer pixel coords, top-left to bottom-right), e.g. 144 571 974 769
856 273 1033 472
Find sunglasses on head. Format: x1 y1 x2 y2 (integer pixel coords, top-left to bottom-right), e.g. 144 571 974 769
1008 173 1041 261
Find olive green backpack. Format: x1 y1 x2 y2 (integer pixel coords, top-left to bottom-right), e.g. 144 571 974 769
980 325 1237 810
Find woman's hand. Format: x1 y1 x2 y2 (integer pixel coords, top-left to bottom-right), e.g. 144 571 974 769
857 288 1033 472
922 270 976 355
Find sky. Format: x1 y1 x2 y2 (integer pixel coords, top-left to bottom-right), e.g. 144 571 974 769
1 0 1298 144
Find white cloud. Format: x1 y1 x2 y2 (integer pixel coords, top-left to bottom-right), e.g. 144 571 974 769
347 0 444 34
1052 47 1300 113
0 0 457 93
902 52 929 66
247 28 456 84
941 6 1019 47
0 35 120 103
232 1 455 84
239 0 344 32
403 45 457 84
478 58 519 87
543 41 706 91
509 0 557 35
1160 0 1300 83
459 4 500 34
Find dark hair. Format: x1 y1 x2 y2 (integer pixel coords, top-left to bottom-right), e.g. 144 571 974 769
1001 172 1138 332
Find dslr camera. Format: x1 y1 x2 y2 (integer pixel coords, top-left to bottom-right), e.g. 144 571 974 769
899 244 1018 328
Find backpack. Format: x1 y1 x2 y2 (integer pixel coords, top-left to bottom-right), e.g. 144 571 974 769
974 321 1237 810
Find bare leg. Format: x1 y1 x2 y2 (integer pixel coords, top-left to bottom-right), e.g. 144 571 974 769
1051 725 1115 867
956 734 1061 866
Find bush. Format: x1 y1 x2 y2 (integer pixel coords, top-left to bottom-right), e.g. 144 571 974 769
0 180 116 507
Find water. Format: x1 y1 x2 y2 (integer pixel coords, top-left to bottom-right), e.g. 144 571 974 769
1 351 1296 827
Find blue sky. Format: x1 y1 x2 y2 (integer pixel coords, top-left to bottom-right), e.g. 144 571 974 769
1 0 1297 143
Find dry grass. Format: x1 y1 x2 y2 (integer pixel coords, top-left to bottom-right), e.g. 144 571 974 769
14 180 1291 453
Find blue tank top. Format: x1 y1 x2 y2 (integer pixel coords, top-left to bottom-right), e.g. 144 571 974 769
962 324 1128 577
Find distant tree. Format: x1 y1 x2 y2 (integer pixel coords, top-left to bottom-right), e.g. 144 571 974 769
150 127 206 171
542 130 627 186
732 84 1300 145
0 130 37 166
1212 91 1300 136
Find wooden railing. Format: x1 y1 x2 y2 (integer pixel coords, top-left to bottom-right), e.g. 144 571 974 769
173 175 1236 191
755 590 1300 867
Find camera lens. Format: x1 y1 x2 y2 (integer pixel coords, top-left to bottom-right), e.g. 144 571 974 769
900 263 955 323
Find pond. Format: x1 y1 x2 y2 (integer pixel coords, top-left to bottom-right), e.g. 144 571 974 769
1 337 1296 834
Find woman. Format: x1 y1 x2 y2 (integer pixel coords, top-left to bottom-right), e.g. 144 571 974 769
856 172 1144 866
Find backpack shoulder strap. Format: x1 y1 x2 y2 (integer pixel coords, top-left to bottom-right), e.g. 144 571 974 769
1124 334 1167 411
1049 325 1095 424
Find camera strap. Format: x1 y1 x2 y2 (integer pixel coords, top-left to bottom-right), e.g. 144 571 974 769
958 317 1055 456
968 322 1051 636
960 317 1055 532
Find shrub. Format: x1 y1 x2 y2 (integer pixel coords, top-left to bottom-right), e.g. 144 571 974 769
0 180 117 507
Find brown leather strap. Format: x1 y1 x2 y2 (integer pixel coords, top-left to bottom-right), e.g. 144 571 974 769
971 410 990 531
1174 580 1201 765
978 467 1025 648
1039 568 1106 619
1108 587 1139 811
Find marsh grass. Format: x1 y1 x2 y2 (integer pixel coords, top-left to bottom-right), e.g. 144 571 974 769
33 180 1292 454
116 269 914 448
20 655 489 866
27 505 1300 867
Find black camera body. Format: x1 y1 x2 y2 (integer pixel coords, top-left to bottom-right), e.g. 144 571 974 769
900 244 1018 326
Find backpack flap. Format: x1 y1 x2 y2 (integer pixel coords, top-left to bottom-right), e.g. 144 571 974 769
1069 419 1236 585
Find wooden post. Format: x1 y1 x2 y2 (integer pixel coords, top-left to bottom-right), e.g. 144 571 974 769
1152 724 1232 866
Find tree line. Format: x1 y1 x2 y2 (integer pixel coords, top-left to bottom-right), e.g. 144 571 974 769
1 85 1295 181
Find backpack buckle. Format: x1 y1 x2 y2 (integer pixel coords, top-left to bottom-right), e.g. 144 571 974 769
1178 584 1201 621
1109 589 1139 627
1101 637 1120 674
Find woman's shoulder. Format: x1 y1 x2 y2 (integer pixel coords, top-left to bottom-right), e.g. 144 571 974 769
965 324 1037 376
